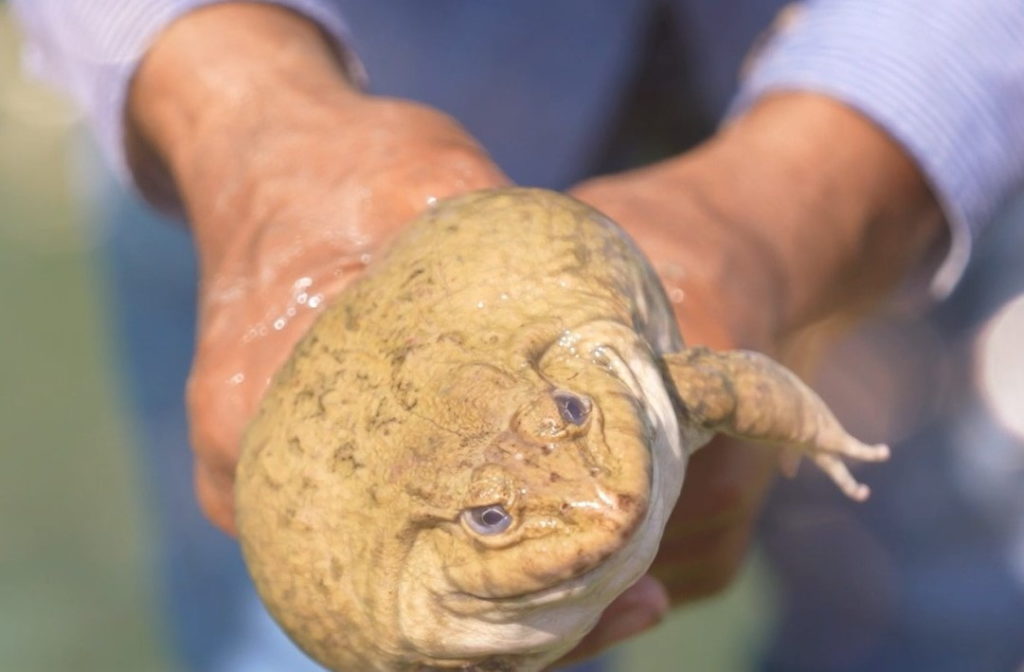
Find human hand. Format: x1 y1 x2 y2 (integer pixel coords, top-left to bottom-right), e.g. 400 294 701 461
128 4 507 534
558 93 943 664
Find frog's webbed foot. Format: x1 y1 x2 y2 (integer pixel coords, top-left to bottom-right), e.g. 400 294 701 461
662 347 888 501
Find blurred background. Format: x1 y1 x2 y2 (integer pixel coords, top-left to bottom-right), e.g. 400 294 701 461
0 6 773 671
0 9 173 671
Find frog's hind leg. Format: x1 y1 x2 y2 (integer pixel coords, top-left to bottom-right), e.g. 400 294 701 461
662 347 888 501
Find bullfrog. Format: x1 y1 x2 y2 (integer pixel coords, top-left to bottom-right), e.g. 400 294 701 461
235 188 887 671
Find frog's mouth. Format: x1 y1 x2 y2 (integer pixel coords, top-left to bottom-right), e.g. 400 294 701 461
465 556 604 606
395 321 692 668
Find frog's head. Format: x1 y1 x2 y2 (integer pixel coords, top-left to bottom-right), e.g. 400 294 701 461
396 321 693 670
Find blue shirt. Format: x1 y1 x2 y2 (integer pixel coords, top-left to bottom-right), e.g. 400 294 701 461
9 0 1024 295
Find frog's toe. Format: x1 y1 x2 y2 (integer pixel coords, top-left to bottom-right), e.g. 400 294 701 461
819 433 890 462
812 452 871 502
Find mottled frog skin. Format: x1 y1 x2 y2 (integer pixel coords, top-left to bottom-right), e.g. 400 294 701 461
236 188 886 671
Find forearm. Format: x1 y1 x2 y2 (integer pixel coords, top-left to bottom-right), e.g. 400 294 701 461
9 0 358 195
736 0 1024 296
583 91 944 352
128 4 358 267
696 92 944 337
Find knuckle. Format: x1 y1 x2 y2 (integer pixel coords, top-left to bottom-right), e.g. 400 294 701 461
415 144 498 190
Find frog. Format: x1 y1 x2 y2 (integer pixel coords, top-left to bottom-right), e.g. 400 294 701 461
235 187 888 671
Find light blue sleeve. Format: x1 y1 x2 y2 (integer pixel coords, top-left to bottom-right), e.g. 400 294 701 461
733 1 1024 296
8 0 360 195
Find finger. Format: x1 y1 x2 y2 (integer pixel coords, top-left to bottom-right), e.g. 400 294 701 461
195 461 238 536
554 575 669 668
185 364 247 471
668 438 776 529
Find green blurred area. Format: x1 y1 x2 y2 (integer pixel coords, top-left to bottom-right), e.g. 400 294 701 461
0 10 174 672
0 8 770 671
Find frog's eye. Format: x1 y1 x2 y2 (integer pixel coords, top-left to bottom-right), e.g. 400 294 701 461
462 505 513 535
553 391 591 426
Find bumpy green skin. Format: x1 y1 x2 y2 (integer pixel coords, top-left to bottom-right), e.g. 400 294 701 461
236 188 682 671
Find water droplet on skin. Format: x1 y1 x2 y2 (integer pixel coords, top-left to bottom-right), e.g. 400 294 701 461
595 487 618 508
296 292 308 305
499 293 510 301
294 277 313 290
308 295 323 309
242 325 266 344
228 373 245 385
426 195 438 206
273 318 287 330
658 263 686 283
476 301 486 309
558 330 578 348
668 287 685 304
359 253 372 265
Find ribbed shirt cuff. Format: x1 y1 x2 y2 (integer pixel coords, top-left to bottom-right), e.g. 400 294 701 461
16 0 362 214
733 1 1024 297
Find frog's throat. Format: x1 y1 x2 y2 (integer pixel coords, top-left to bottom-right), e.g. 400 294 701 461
393 321 694 669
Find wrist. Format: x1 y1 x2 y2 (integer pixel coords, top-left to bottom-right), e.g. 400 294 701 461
128 4 505 278
695 93 944 333
126 3 358 215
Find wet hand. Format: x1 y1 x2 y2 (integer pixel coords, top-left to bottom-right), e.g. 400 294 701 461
559 92 940 663
128 4 508 533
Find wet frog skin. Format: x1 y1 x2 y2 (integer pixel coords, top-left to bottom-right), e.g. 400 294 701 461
236 188 886 671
